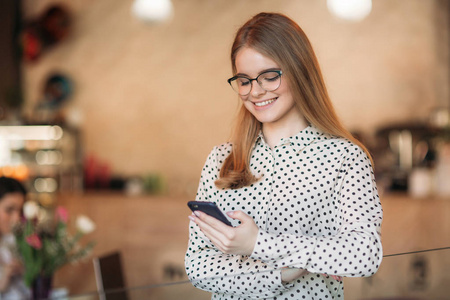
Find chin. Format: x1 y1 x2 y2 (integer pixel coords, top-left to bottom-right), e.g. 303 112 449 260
254 114 279 124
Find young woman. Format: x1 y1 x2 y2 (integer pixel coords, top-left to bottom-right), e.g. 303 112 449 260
185 12 383 299
0 177 30 299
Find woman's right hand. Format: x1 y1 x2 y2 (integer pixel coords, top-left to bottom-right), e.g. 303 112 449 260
189 210 259 256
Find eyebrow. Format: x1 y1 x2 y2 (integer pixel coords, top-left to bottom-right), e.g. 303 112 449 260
234 68 281 78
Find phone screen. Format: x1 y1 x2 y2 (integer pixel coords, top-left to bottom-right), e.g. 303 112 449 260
187 201 232 226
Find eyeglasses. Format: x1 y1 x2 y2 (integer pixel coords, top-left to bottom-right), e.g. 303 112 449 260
227 70 283 96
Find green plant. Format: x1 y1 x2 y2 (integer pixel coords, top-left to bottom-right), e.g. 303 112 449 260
14 202 96 287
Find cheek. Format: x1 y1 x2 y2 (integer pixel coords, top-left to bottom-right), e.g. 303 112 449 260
277 79 293 96
243 101 255 113
0 219 9 231
239 94 249 102
0 212 8 223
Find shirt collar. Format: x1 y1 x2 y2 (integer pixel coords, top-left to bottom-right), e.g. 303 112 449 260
256 124 327 153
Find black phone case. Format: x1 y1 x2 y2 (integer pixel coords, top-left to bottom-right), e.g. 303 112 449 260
187 201 232 226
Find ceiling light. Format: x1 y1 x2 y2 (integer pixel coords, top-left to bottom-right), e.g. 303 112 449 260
131 0 173 24
327 0 372 21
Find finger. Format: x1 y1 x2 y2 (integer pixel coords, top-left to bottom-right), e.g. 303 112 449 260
299 269 310 277
194 210 232 233
322 274 343 282
226 210 251 223
191 212 230 248
190 211 244 254
204 231 228 252
331 275 343 282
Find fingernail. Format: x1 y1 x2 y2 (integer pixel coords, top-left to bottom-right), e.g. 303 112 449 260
188 216 195 222
193 211 201 217
227 211 234 216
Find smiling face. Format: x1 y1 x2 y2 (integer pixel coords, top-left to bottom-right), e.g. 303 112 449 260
234 47 305 132
0 192 25 236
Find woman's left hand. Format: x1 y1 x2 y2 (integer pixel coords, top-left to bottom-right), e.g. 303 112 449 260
189 210 259 256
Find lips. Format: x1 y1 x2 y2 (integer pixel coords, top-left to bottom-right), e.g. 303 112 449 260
254 97 277 107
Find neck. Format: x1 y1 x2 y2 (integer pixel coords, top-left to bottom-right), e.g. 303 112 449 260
262 116 308 148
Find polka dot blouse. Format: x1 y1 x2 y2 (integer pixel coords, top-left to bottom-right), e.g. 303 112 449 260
185 125 383 299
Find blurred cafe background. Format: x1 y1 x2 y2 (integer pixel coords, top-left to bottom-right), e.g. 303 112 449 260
0 0 449 299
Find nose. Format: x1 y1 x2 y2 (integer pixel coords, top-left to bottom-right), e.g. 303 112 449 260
250 81 266 97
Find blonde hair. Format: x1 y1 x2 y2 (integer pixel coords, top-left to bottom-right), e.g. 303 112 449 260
215 12 372 189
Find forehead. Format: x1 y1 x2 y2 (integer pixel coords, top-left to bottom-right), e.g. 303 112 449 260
0 193 25 207
234 47 279 76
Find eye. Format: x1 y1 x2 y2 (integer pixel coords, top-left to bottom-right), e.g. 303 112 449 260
5 206 15 215
260 72 281 82
237 78 251 86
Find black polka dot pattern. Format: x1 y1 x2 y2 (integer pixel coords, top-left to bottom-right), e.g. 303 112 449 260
185 125 383 299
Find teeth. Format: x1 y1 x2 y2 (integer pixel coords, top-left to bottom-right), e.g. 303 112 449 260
255 98 276 107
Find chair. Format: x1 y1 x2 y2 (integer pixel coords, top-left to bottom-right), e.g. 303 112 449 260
93 251 129 300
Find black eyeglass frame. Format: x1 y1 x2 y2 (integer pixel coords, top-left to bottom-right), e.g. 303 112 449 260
227 70 283 96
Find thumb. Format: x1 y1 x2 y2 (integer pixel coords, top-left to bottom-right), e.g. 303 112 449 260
226 210 250 222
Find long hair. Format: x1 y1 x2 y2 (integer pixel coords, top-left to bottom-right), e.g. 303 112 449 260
215 12 373 189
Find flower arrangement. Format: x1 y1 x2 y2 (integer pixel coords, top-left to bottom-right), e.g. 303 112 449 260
14 201 96 287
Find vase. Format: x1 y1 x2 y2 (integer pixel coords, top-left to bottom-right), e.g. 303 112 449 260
32 275 53 300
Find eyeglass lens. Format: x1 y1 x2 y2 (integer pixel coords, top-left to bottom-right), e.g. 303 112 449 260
230 71 282 96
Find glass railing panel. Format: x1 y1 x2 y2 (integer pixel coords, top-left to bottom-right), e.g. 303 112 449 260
59 248 448 300
345 248 449 300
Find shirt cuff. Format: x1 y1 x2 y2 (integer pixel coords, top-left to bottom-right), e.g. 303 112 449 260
250 229 313 270
264 268 295 292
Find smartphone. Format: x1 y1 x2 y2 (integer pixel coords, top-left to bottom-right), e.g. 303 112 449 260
187 201 232 226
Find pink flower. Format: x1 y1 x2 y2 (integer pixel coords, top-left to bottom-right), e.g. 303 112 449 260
56 206 69 223
26 234 42 249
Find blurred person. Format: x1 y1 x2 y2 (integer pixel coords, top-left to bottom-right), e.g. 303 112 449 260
185 12 383 299
0 177 30 299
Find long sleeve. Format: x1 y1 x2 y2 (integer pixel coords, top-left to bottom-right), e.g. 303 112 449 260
185 147 293 299
250 146 383 277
